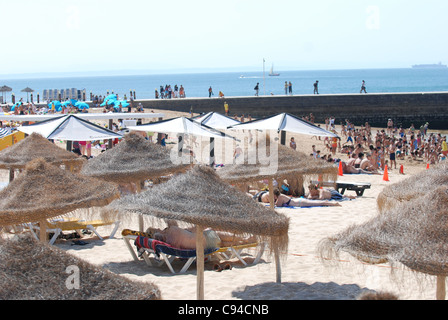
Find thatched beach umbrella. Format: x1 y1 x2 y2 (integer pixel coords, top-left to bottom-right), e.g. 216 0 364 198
217 134 338 206
0 132 85 181
0 85 12 103
0 235 161 300
377 162 448 213
81 132 190 184
108 165 290 300
81 132 192 231
21 87 34 102
0 158 120 240
319 185 448 300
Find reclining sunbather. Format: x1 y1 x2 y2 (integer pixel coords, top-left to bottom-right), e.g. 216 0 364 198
272 188 342 207
146 223 255 249
307 183 356 200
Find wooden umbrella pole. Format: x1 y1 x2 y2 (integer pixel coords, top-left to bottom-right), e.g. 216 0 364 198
268 178 275 210
9 168 14 182
39 219 47 243
274 245 282 283
196 225 205 300
135 181 144 232
437 275 446 300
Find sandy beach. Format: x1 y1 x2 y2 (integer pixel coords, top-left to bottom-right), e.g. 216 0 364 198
0 108 441 300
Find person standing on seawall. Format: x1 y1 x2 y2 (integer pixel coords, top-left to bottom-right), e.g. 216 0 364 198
313 80 319 94
288 81 293 95
254 83 259 96
360 80 367 93
208 86 214 98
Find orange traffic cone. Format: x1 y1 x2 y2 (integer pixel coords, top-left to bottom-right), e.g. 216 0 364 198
383 165 389 181
399 164 404 174
338 161 343 176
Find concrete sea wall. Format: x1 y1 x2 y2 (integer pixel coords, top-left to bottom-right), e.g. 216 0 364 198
135 92 448 130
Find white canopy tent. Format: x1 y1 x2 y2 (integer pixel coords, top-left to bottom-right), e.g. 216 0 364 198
127 116 234 140
127 116 237 166
17 114 122 141
193 112 241 130
227 112 339 138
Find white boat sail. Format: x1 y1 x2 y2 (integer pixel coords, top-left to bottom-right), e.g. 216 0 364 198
269 64 280 76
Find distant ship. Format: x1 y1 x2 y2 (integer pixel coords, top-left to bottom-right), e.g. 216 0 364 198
269 64 280 76
412 62 447 69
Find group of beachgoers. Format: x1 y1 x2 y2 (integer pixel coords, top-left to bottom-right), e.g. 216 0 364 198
308 117 447 175
252 182 356 209
155 85 186 99
0 100 87 117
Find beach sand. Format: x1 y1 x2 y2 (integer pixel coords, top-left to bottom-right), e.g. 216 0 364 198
0 108 440 300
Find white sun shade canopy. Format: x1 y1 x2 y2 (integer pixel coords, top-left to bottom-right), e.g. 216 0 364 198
127 116 234 139
228 113 338 137
17 115 122 141
193 112 241 130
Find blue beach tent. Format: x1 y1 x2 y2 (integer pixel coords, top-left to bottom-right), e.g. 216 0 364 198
75 101 89 110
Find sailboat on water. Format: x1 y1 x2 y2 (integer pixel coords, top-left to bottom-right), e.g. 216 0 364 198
269 64 280 76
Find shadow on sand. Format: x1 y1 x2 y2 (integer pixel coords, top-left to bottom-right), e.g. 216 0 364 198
232 281 374 300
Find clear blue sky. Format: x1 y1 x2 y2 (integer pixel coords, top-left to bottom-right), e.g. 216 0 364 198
1 0 447 75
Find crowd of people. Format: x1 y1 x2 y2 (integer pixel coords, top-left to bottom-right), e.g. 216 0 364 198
155 85 186 99
307 117 447 173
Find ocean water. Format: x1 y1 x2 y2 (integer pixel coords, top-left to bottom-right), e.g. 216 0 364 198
1 68 448 103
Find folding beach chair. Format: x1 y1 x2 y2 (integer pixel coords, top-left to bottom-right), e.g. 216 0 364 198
311 180 371 196
28 218 120 244
121 229 219 274
213 242 266 266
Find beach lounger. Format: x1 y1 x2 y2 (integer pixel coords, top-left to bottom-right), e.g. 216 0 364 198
28 218 120 244
122 230 219 274
311 180 371 196
213 242 265 266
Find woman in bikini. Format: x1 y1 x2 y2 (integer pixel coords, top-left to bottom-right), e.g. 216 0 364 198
273 188 342 207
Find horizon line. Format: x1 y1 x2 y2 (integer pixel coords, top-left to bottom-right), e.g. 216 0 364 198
0 65 416 80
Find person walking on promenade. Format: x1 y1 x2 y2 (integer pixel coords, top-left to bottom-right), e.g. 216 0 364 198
224 101 229 116
360 80 367 93
254 83 259 96
208 86 214 98
313 80 319 94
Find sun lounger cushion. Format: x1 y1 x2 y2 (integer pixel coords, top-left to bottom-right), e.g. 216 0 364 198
134 236 218 259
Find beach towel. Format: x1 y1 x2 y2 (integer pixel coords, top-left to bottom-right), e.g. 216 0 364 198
134 236 218 258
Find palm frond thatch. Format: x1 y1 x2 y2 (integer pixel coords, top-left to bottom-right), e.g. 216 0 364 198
319 185 448 276
0 235 161 300
377 162 448 213
80 132 191 183
217 135 338 187
0 158 120 227
0 132 84 169
109 165 290 256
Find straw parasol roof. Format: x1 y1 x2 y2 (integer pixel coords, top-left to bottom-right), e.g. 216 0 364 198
377 162 448 213
319 185 448 299
217 135 338 186
80 132 191 184
0 132 84 170
108 165 290 299
0 235 161 300
109 165 289 247
0 158 120 227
